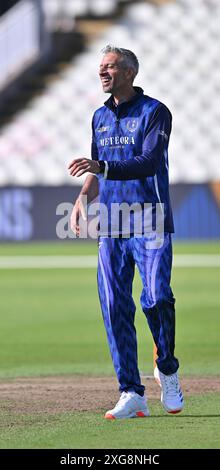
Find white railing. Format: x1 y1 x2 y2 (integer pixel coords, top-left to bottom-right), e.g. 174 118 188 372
0 0 40 90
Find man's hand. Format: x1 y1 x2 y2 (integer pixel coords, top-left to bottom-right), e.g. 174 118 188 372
70 196 87 237
68 158 100 177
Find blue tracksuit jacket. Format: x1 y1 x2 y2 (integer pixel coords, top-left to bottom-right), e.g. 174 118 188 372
91 87 174 235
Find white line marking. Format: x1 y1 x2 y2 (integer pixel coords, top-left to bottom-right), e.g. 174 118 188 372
0 255 97 269
174 254 220 267
0 254 220 269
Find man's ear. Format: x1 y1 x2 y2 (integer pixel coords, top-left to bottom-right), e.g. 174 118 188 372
125 67 134 81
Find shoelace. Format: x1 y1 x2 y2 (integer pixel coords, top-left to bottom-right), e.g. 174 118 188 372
115 391 132 407
163 374 179 397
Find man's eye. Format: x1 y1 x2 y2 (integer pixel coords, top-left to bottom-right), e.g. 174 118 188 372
99 64 116 71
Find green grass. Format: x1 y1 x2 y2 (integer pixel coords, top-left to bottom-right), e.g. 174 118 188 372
0 243 219 377
0 394 220 449
0 240 220 255
0 241 97 256
0 241 220 448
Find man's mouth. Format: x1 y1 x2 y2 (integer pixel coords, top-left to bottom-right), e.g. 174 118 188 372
101 77 111 85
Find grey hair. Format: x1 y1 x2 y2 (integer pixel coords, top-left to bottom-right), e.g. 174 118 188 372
101 44 139 77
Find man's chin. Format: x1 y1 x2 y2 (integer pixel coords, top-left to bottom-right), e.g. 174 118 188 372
102 85 112 94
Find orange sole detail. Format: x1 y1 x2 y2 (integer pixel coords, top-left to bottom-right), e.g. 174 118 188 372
136 411 147 417
105 413 116 420
168 409 182 414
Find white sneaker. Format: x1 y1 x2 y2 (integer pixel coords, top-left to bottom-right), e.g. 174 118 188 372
157 368 184 414
105 391 150 419
154 366 161 387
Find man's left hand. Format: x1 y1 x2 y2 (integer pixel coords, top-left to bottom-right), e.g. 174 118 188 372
68 158 100 177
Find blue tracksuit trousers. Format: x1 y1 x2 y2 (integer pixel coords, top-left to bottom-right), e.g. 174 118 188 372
97 233 179 396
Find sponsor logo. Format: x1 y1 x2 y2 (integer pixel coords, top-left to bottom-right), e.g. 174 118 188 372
97 126 110 133
100 135 135 147
126 118 139 132
158 130 168 140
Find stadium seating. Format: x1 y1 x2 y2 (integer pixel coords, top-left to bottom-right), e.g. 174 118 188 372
0 0 220 185
42 0 118 28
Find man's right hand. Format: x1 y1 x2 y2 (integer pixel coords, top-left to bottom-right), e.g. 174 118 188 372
70 195 87 237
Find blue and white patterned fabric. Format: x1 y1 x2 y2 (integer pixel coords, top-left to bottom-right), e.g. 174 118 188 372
92 87 174 236
97 234 179 396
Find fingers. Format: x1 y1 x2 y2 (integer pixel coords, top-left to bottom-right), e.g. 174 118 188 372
70 197 87 236
68 158 88 172
70 200 80 235
78 196 87 221
70 212 79 235
69 160 90 177
68 158 84 170
73 168 89 177
71 217 81 237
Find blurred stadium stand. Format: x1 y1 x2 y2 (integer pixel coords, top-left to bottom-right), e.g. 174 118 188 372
0 0 220 240
0 1 20 16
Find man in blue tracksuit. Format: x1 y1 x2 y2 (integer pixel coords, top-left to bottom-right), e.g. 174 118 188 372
69 45 184 419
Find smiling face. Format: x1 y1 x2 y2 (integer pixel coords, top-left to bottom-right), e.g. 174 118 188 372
99 52 133 96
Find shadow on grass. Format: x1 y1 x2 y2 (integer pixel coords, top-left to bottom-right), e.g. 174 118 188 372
152 414 220 418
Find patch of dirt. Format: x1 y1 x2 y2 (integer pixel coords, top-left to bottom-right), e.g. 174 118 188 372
0 375 219 415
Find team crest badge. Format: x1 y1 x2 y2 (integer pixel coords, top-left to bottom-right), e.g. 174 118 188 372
126 119 139 132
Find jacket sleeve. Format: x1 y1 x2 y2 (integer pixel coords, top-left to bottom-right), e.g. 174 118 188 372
105 104 172 180
91 115 99 161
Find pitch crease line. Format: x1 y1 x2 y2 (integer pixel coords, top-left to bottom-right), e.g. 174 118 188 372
0 254 220 269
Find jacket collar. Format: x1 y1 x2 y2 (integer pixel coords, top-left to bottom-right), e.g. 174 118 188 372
104 87 144 113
